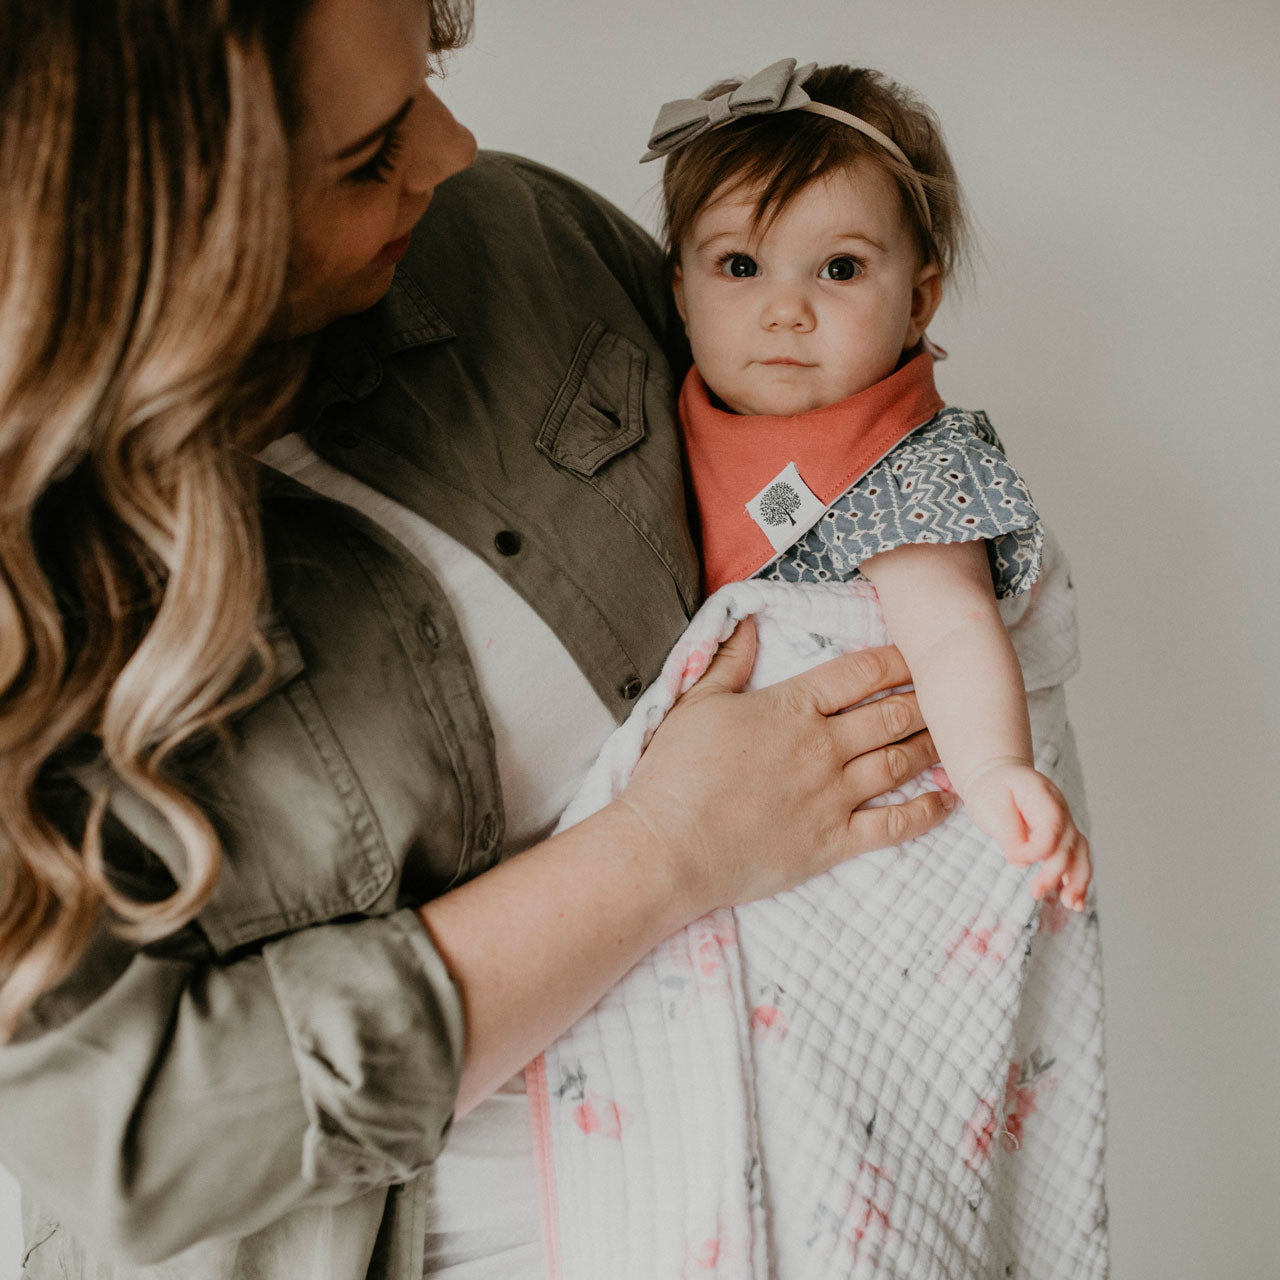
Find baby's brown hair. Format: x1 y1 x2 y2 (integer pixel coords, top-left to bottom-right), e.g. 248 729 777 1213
659 64 970 283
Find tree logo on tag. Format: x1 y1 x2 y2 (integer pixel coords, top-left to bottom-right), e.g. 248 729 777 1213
759 480 802 527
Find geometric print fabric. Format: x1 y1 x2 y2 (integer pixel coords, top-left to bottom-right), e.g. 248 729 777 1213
759 408 1044 599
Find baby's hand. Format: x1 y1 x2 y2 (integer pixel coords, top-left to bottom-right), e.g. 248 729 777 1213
962 762 1092 911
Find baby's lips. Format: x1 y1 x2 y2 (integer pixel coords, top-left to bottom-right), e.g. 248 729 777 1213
931 765 955 793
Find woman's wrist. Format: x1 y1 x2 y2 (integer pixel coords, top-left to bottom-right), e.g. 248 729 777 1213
604 793 714 928
416 800 703 1115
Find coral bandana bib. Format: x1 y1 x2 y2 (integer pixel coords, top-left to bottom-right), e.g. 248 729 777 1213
680 348 944 592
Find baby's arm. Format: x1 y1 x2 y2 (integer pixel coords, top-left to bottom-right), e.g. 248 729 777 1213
859 540 1090 909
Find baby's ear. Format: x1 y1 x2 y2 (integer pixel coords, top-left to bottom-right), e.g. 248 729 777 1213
906 263 942 349
671 262 687 323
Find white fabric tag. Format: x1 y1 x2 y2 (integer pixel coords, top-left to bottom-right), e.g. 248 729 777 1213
745 462 827 552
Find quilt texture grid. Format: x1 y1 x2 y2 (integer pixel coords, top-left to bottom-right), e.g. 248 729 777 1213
526 534 1107 1279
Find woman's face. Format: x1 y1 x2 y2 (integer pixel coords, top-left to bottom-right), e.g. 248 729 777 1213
281 0 477 336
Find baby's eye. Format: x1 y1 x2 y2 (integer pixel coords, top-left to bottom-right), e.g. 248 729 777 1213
719 254 759 278
820 256 863 281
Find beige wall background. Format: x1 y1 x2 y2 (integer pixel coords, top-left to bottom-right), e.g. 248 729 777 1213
4 0 1277 1274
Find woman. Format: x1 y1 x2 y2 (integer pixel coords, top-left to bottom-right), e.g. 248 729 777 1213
0 2 950 1276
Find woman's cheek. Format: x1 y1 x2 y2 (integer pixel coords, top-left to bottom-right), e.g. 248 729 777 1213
344 189 403 266
299 187 385 273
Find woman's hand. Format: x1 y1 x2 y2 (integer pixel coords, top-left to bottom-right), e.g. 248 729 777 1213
422 619 948 1113
616 616 952 919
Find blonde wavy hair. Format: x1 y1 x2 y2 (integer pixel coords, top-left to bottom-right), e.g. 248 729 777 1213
0 0 471 1038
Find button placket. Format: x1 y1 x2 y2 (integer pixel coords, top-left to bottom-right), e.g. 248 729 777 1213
415 606 440 651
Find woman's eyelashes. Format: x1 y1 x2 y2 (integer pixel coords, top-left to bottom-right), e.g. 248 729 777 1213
347 123 405 185
714 252 866 280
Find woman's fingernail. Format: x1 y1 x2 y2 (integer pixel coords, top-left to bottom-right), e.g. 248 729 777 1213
940 791 958 811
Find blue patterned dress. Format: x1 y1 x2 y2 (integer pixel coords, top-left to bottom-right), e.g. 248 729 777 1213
755 407 1043 598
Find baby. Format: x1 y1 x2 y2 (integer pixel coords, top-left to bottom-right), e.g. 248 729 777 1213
644 59 1091 909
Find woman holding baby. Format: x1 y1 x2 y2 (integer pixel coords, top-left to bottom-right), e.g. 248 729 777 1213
0 3 956 1277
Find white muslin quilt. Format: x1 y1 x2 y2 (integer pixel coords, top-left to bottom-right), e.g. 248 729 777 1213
525 534 1107 1279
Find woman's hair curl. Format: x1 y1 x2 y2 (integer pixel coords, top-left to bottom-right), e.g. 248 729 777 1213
0 0 472 1038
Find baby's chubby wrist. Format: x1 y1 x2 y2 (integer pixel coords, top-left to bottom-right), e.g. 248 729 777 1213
956 755 1036 801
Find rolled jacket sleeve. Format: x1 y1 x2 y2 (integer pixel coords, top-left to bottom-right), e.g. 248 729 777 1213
263 909 464 1189
0 908 463 1266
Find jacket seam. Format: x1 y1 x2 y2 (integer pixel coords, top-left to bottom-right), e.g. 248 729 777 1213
344 533 489 871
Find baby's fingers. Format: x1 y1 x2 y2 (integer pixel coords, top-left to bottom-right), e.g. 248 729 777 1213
1029 847 1070 902
1060 833 1093 912
1010 783 1068 865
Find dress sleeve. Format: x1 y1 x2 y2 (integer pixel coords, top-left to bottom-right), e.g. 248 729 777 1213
762 408 1044 599
0 895 463 1265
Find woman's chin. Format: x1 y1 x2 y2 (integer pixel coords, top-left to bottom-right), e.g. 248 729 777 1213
277 264 399 339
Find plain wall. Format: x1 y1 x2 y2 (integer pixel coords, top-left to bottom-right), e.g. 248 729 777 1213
4 0 1277 1275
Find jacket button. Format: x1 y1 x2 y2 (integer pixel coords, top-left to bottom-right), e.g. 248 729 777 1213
477 813 498 851
494 530 522 556
416 607 439 650
620 676 643 700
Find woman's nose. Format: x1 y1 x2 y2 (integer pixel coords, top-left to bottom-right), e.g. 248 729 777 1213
402 85 477 199
759 284 815 332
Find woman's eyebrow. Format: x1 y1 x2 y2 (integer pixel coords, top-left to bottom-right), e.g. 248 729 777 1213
333 97 414 162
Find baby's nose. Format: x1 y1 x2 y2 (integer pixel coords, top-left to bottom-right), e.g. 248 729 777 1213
759 285 815 331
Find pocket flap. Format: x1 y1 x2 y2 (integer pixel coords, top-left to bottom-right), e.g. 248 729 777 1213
537 319 647 477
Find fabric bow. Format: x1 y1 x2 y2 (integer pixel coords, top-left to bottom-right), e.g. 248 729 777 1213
641 58 818 163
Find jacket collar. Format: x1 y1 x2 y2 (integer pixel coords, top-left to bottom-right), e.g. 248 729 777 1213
302 265 457 422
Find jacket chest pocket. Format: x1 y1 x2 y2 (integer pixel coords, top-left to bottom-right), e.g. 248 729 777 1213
536 319 695 613
536 319 647 476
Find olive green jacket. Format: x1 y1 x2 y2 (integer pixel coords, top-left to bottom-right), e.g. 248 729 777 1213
7 152 697 1279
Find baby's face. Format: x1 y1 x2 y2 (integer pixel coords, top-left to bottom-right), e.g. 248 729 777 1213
674 160 939 417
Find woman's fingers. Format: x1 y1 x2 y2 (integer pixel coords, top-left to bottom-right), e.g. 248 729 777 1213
784 645 913 716
688 615 758 697
829 691 927 757
847 787 955 855
626 638 947 912
841 728 939 806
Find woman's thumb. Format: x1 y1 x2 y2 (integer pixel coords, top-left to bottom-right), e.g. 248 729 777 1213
696 614 758 695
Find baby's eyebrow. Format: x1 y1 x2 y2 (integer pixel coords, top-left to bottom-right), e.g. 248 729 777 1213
690 228 747 254
831 231 888 253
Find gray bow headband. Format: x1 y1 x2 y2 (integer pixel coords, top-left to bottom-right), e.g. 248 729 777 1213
641 57 932 232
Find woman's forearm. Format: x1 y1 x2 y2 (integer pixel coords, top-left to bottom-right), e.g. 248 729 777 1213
418 803 686 1116
418 630 952 1117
